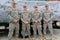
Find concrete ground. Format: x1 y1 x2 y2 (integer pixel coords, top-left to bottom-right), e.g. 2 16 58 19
0 29 60 40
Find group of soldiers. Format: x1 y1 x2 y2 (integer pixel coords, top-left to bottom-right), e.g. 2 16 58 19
7 0 55 40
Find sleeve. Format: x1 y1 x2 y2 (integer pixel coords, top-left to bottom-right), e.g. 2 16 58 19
18 11 21 19
28 11 32 20
8 14 14 22
48 11 55 21
31 12 35 21
17 10 21 20
42 11 46 21
20 12 24 22
36 11 42 22
8 8 14 22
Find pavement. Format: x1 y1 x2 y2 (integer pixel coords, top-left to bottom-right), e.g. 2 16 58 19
0 29 60 40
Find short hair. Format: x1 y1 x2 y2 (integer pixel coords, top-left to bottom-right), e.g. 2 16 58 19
12 2 16 6
23 5 27 8
45 5 48 7
34 6 38 8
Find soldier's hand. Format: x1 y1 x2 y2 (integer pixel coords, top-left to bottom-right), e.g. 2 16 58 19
13 20 18 23
34 20 39 23
37 20 40 23
36 21 38 23
24 21 29 24
45 20 49 24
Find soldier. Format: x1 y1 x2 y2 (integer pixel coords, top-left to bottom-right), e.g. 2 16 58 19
21 5 31 40
43 5 54 40
8 0 20 40
31 6 42 40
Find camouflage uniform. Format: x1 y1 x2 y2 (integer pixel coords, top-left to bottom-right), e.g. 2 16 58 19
31 11 42 37
43 10 54 35
21 11 31 38
8 8 20 40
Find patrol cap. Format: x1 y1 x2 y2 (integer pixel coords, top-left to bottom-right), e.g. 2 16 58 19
12 0 15 2
45 4 49 10
12 3 16 5
12 0 16 5
45 4 48 7
11 0 16 8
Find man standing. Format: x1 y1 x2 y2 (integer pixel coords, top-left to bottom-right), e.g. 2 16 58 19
21 5 31 40
43 4 54 40
8 0 20 40
31 5 42 40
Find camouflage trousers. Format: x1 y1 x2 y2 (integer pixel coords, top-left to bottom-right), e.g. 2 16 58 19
8 23 19 40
